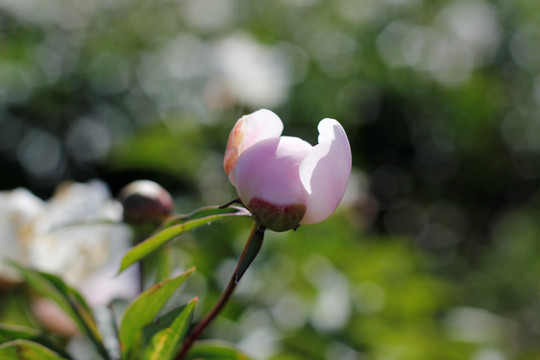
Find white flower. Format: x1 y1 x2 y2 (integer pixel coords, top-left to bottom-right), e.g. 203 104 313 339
0 188 44 285
0 180 137 307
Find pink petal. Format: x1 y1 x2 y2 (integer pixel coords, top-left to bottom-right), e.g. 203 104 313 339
224 109 283 180
231 136 312 206
299 119 352 224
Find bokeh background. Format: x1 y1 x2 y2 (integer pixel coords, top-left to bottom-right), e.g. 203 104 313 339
2 0 540 359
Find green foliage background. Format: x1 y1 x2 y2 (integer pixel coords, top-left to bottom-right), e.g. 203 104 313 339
2 0 540 358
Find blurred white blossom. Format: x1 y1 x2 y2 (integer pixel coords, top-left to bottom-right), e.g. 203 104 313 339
180 0 237 32
0 188 44 283
303 255 352 332
213 32 291 109
0 180 137 307
443 306 508 344
376 0 500 86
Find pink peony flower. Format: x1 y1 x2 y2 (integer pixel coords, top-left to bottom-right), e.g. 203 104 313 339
224 109 352 231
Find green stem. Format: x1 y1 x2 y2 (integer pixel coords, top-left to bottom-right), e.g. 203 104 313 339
176 223 265 360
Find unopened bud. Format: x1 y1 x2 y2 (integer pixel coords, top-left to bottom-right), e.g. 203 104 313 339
119 180 173 225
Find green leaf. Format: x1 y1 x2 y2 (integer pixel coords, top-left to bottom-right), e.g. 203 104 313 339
0 324 40 344
0 324 71 359
186 340 253 360
142 297 198 360
235 226 265 284
119 267 195 359
0 340 67 360
160 205 248 228
38 272 95 316
9 262 109 360
118 206 250 274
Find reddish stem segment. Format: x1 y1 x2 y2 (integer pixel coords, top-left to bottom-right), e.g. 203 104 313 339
176 223 264 360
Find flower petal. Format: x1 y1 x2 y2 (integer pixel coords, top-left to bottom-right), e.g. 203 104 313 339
299 119 352 224
224 109 283 179
0 188 44 284
231 136 312 207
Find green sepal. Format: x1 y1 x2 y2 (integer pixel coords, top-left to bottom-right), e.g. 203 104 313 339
235 226 265 284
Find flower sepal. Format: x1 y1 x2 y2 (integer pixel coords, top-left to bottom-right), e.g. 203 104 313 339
249 198 306 232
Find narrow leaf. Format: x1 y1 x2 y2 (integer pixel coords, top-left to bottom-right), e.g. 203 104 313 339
142 298 198 360
0 324 71 359
186 340 253 360
0 324 40 344
118 206 250 274
160 206 248 228
0 340 67 360
9 263 109 360
119 267 195 359
38 272 94 316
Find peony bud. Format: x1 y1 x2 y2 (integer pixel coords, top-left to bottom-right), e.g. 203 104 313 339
119 180 173 225
224 109 352 231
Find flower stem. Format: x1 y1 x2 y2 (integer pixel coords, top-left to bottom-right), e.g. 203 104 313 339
176 222 265 360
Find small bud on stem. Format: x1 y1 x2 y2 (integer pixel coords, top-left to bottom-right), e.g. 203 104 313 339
119 180 173 225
